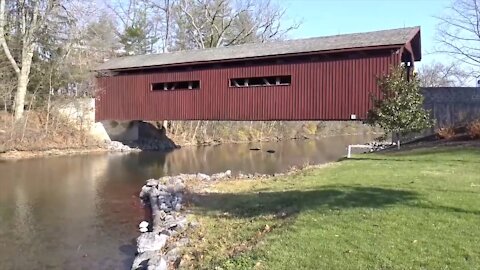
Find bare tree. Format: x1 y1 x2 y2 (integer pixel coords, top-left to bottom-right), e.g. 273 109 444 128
417 62 473 87
0 0 63 120
436 0 480 68
145 0 174 52
173 0 300 49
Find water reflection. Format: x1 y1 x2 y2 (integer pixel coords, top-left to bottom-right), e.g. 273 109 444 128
128 135 374 176
0 134 373 269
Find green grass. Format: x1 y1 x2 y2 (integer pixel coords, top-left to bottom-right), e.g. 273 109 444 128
184 146 480 270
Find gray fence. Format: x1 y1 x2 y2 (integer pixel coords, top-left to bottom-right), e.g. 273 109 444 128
422 87 480 128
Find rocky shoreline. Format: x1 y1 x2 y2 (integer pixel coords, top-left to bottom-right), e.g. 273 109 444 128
132 170 280 270
133 176 189 270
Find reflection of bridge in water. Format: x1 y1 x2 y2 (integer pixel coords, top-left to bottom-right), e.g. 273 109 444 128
130 134 376 176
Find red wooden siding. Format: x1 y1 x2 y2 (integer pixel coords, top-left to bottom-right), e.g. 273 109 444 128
96 49 401 121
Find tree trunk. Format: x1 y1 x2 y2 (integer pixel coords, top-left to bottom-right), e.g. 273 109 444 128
14 73 28 120
14 50 34 121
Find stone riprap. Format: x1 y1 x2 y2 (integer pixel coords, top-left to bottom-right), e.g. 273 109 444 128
367 141 396 151
106 139 178 152
132 170 237 270
125 138 178 151
106 141 139 152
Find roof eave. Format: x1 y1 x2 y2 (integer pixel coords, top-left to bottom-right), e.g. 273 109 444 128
96 44 404 73
406 27 422 61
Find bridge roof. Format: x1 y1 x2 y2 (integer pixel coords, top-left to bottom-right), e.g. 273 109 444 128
96 26 421 71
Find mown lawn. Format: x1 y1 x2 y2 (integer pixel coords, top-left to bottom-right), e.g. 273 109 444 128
183 146 480 270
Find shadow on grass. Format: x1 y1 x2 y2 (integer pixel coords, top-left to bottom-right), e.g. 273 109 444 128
189 185 480 219
189 186 419 218
416 202 480 216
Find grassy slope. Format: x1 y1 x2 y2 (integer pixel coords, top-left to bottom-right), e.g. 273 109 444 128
185 146 480 270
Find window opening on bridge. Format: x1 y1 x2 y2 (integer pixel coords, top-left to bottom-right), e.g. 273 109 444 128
229 75 291 88
152 80 200 91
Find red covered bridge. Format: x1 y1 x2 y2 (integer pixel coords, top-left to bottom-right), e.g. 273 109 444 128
95 26 421 121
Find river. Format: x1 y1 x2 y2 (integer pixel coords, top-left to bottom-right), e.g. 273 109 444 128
0 135 374 269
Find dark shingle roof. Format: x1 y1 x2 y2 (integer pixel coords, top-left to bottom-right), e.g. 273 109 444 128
96 26 420 71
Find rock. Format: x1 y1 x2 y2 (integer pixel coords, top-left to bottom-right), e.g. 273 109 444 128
166 183 186 194
167 177 183 186
137 233 168 253
139 186 152 198
196 173 211 181
131 251 156 270
157 184 168 191
174 182 186 193
159 229 177 237
165 247 182 262
149 187 161 197
133 172 195 270
157 210 167 220
160 203 171 211
175 216 188 229
165 185 173 193
211 171 232 180
157 190 172 198
146 179 159 187
147 256 167 270
178 173 196 181
164 222 177 229
107 141 137 152
163 218 178 229
139 221 149 233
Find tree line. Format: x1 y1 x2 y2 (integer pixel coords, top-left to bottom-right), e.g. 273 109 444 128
0 0 299 121
0 0 478 146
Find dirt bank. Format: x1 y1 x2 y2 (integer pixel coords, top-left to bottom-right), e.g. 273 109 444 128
0 147 110 161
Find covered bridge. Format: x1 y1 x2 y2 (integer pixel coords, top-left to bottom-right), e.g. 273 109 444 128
95 26 421 121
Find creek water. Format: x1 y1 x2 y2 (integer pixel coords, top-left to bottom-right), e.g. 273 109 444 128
0 134 374 269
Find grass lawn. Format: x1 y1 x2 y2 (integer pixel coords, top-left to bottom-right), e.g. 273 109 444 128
183 146 480 270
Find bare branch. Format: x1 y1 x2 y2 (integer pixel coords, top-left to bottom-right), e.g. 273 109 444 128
418 61 474 87
173 0 300 50
0 0 20 74
435 0 480 67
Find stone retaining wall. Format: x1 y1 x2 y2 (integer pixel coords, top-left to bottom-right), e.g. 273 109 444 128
422 87 480 128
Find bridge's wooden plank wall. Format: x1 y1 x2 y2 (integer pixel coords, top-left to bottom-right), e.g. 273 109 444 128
96 50 401 121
